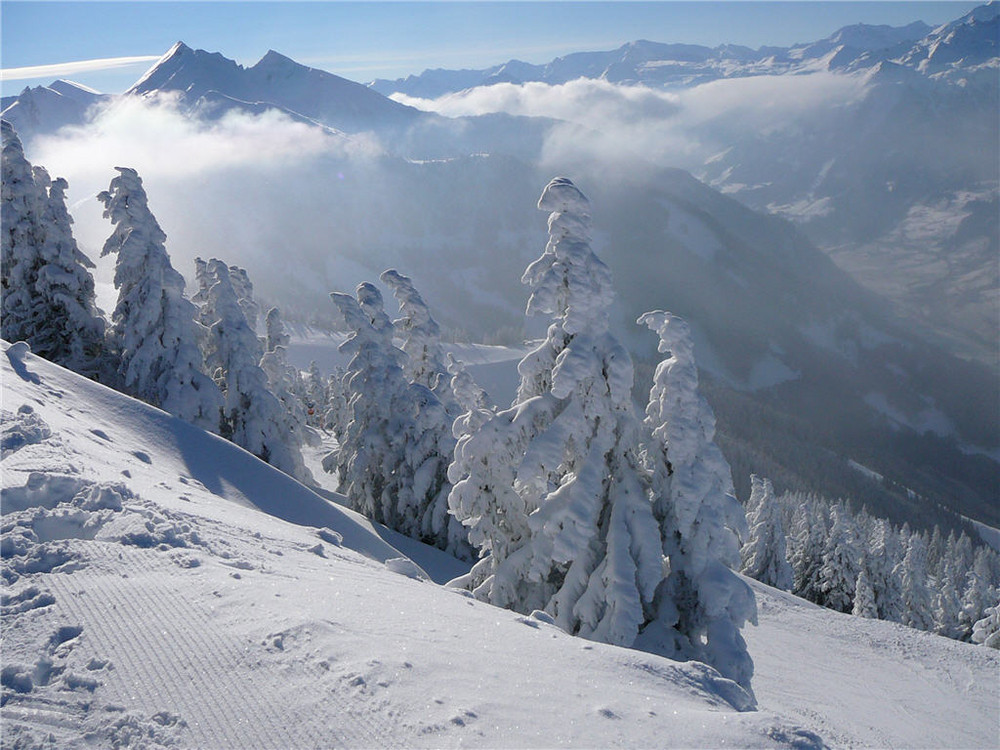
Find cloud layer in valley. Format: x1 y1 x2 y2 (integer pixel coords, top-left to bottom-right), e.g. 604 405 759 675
29 95 387 318
391 73 868 172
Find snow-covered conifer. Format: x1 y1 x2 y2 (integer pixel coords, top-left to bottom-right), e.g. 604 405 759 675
323 367 350 439
740 475 793 591
1 121 107 377
926 525 945 578
332 284 466 556
852 568 878 619
818 503 862 613
259 307 311 449
450 178 664 651
959 549 996 641
192 257 213 316
789 497 828 603
865 519 904 622
303 361 327 426
227 264 260 333
98 167 221 431
200 259 309 482
446 352 493 439
634 309 756 692
264 305 291 352
897 532 935 632
380 268 459 416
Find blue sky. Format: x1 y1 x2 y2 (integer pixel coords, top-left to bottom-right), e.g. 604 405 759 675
1 1 982 95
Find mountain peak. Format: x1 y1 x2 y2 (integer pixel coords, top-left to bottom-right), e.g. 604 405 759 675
127 42 244 97
164 41 193 60
253 49 299 71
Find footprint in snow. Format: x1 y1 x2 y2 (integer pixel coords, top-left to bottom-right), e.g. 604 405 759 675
48 624 83 652
131 451 152 464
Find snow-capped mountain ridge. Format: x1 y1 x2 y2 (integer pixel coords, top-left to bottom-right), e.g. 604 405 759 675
0 82 110 140
369 11 980 96
127 41 423 134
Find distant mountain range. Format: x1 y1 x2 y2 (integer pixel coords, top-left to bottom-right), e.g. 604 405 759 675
1 4 996 533
370 5 995 96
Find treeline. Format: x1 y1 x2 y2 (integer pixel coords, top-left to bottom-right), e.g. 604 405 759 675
741 475 1000 645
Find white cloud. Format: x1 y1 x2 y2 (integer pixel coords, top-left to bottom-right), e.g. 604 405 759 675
0 56 161 82
29 95 385 312
391 72 868 172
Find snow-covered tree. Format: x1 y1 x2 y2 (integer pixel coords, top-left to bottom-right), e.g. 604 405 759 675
865 519 904 622
932 563 965 638
380 268 459 416
852 568 878 619
789 497 828 603
1 120 107 377
926 525 945 578
817 503 862 613
98 167 222 431
303 361 327 426
192 257 213 315
971 597 1000 649
634 309 756 693
449 177 664 651
227 264 260 333
323 367 350 439
447 398 540 601
740 475 793 591
959 548 996 640
331 283 466 556
200 259 309 482
259 306 311 449
264 304 290 353
897 533 935 632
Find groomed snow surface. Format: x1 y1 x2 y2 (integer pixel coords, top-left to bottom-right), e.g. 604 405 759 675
2 341 997 749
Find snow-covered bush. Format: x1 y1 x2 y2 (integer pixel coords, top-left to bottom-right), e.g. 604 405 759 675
971 597 1000 649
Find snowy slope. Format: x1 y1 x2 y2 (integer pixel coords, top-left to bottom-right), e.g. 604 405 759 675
745 579 999 749
4 343 999 749
0 342 800 748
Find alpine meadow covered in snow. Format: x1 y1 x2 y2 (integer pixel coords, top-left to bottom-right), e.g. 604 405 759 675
2 2 999 748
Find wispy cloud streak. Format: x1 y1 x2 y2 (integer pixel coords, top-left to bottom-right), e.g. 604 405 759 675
1 56 160 82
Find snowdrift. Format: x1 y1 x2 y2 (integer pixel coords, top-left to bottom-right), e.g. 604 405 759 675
2 342 997 748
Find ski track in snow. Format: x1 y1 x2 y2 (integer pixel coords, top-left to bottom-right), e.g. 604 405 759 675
1 473 410 749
